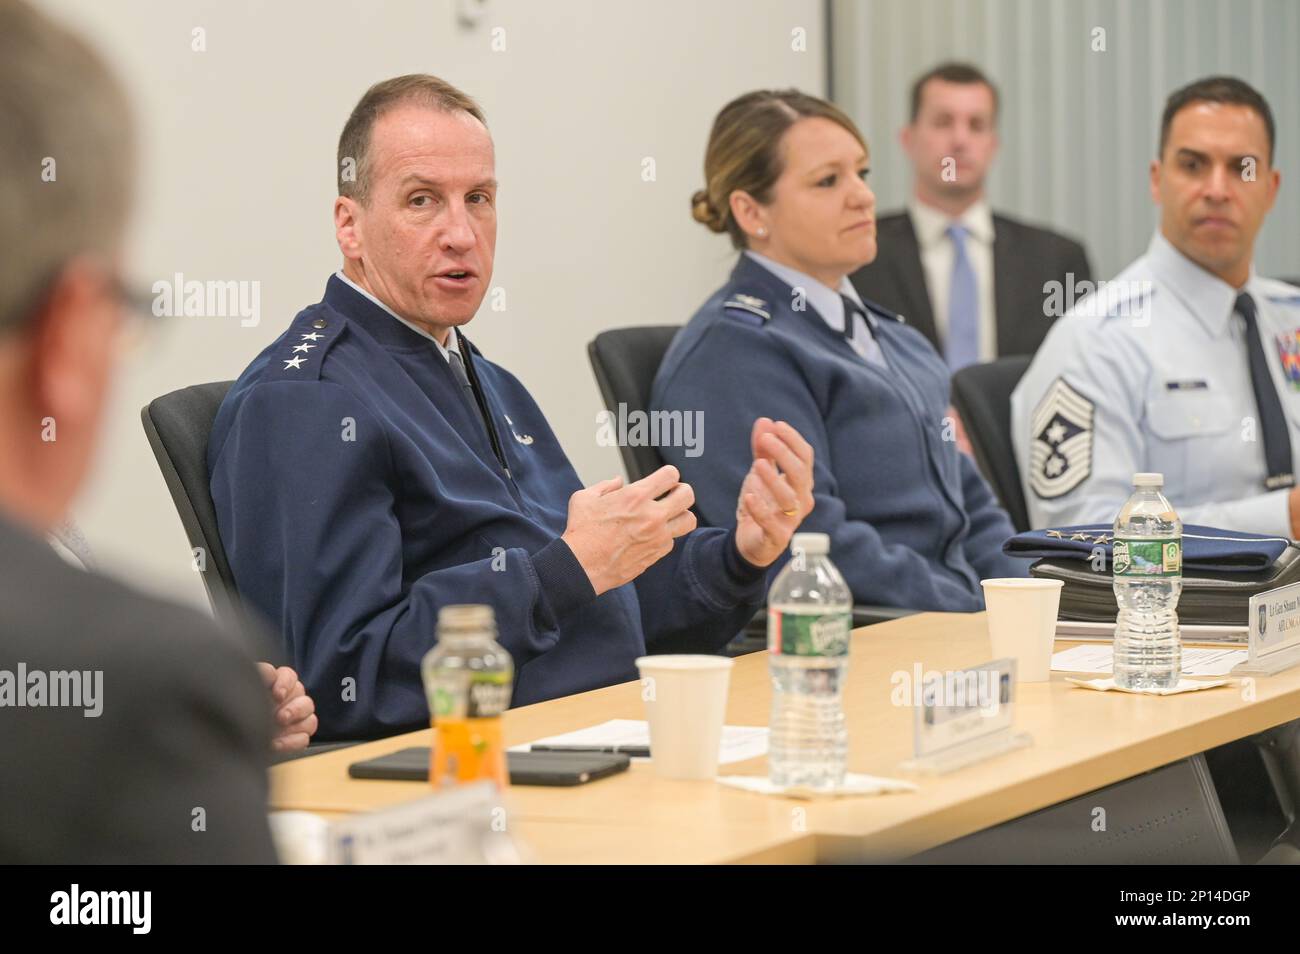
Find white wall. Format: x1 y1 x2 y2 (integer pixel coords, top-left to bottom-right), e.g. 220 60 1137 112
832 0 1300 283
42 0 826 610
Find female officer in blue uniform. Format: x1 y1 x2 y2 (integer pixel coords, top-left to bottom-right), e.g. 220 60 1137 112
652 90 1025 612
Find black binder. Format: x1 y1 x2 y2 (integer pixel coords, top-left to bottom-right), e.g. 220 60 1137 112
1030 544 1300 625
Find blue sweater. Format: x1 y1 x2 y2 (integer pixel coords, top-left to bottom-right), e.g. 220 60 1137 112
208 276 765 739
651 255 1024 612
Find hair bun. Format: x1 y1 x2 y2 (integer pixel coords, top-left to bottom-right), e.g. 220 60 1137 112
690 188 726 233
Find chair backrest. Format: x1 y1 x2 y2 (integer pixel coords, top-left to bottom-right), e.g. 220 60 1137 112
586 326 681 482
140 382 246 634
950 356 1032 532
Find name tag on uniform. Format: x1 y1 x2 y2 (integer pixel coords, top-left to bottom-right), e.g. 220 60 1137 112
1164 379 1209 391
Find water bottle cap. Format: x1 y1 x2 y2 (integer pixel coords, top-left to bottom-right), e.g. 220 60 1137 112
791 532 830 556
1133 472 1164 487
437 603 495 631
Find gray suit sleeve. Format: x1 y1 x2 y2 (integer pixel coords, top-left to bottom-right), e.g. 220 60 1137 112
105 610 278 863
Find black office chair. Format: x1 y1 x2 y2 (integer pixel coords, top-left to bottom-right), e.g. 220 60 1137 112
142 383 360 760
587 327 915 654
140 382 248 637
951 356 1033 533
587 326 682 483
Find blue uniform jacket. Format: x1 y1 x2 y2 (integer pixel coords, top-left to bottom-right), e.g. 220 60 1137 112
651 254 1024 612
208 276 765 739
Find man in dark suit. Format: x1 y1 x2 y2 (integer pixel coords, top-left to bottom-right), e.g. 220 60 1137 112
851 62 1092 368
0 0 277 863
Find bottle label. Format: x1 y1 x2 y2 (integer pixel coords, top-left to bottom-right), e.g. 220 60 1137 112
1112 538 1181 577
768 610 851 656
431 672 511 720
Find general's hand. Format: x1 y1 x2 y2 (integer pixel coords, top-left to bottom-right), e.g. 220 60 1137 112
734 418 815 568
258 662 318 753
562 465 697 595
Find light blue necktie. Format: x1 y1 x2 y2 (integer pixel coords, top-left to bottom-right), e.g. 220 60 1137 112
945 223 980 371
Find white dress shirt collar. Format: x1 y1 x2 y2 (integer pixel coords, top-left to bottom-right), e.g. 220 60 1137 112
1145 230 1260 338
908 195 996 247
334 269 460 360
742 250 870 335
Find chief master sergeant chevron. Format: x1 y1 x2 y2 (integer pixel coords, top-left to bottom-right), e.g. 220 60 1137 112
208 75 816 740
1013 76 1300 537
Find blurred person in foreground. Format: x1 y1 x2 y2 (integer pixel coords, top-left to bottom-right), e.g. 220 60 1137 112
0 0 291 862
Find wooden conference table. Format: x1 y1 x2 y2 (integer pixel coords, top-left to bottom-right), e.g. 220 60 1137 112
270 612 1300 863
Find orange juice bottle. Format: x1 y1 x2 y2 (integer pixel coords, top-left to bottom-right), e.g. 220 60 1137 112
421 605 514 790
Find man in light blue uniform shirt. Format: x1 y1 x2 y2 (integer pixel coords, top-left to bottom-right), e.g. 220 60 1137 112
1014 77 1300 538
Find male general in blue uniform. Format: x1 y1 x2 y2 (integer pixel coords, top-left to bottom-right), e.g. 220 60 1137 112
208 75 815 740
1013 77 1300 537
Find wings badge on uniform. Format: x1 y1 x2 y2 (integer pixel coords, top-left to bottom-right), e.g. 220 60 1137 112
1029 377 1094 499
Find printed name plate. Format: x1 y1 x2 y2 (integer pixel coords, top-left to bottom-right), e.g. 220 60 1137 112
1235 581 1300 675
326 781 520 865
900 657 1032 774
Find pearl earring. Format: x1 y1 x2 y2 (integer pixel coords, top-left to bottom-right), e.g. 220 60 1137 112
756 227 767 237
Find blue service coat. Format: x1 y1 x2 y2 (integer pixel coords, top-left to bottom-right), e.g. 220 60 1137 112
651 254 1024 612
208 276 765 739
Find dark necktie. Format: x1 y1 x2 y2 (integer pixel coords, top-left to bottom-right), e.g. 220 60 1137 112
840 294 874 340
840 294 889 369
446 347 490 440
1238 291 1295 490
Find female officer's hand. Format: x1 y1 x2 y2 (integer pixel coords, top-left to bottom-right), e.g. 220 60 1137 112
734 418 815 567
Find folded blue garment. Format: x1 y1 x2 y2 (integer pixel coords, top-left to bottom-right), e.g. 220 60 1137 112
1002 524 1292 573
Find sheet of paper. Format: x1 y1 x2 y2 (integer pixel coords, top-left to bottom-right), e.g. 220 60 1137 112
509 718 768 765
1052 644 1247 677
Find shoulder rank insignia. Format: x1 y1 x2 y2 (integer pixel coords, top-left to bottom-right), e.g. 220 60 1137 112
1029 376 1094 499
270 312 340 381
723 294 770 323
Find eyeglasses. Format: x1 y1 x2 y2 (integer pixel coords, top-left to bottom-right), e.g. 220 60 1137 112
111 276 163 355
7 266 159 342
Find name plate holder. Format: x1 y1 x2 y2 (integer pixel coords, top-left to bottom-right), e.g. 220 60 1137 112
326 781 522 865
899 658 1032 775
1233 582 1300 676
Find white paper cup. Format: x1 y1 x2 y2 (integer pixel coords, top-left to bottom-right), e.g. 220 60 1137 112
980 578 1063 682
634 654 733 779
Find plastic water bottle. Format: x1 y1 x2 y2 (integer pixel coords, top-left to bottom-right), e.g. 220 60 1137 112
767 532 852 789
1112 473 1182 689
421 604 514 790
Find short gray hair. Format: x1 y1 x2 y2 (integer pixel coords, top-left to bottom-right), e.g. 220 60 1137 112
337 73 486 206
0 0 135 335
